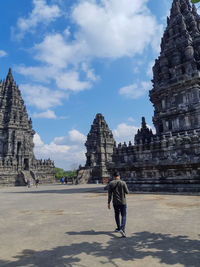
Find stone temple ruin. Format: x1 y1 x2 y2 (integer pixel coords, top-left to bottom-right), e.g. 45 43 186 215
0 69 55 186
78 0 200 193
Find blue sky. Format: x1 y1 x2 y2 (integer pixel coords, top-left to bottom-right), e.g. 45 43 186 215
0 0 172 169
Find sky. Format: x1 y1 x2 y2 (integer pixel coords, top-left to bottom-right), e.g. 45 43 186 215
0 0 173 170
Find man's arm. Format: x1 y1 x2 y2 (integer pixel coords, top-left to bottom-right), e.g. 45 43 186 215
124 182 129 194
108 184 112 209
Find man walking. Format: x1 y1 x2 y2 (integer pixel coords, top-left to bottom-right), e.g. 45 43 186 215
108 171 129 237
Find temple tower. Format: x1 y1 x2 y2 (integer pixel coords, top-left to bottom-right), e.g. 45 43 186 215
150 0 200 135
0 68 35 169
0 69 55 186
85 113 115 183
134 117 154 144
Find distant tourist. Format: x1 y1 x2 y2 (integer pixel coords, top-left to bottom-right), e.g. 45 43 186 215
64 177 68 184
108 172 129 237
35 178 39 188
61 177 64 184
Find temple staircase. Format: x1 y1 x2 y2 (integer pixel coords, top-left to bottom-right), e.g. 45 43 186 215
15 170 36 186
76 168 91 184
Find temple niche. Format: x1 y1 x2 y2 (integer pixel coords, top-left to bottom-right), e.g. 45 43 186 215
79 0 200 193
0 69 55 186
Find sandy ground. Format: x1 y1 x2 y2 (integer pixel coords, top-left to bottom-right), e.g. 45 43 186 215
0 184 199 267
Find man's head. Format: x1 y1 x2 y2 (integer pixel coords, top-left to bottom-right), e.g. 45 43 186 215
113 171 120 180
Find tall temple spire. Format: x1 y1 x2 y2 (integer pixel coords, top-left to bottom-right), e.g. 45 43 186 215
152 0 200 91
85 113 115 182
0 69 55 186
0 68 30 130
6 68 14 85
150 0 200 135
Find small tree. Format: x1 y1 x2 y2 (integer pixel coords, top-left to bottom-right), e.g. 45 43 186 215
55 167 77 181
64 170 77 179
55 167 64 181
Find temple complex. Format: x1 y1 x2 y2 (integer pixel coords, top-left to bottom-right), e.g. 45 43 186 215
0 69 55 186
80 0 200 193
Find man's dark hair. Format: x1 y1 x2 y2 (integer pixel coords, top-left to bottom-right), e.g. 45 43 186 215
113 171 120 177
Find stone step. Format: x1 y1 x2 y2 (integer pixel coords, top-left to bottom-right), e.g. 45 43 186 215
0 175 16 186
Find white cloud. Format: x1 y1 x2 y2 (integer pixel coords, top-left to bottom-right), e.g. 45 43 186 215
141 81 152 91
71 0 163 58
33 109 57 119
133 67 139 74
119 81 151 99
34 133 44 146
146 60 154 78
53 129 86 145
55 71 91 92
26 0 163 69
113 123 139 143
81 62 99 82
15 65 55 83
33 132 86 169
16 65 92 92
127 117 136 122
64 27 71 37
34 34 74 68
0 50 7 58
53 136 68 146
20 83 68 109
69 129 86 143
13 0 62 40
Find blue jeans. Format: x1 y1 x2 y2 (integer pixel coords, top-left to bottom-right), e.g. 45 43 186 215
113 204 127 231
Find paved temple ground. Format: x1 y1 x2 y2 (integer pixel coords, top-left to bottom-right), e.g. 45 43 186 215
0 184 199 267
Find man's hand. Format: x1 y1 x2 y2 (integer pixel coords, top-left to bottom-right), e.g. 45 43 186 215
108 203 111 209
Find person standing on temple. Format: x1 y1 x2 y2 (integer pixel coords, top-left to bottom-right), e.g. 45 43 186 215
108 172 129 237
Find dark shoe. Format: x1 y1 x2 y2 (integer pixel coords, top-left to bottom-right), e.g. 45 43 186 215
114 228 120 232
120 229 126 237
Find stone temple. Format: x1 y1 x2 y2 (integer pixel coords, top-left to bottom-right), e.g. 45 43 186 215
0 69 55 186
79 0 200 193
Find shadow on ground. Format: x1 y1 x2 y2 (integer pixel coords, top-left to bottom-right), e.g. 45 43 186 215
0 231 199 267
6 186 105 195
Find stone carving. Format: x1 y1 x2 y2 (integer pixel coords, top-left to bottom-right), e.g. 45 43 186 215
80 0 200 193
0 69 55 186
